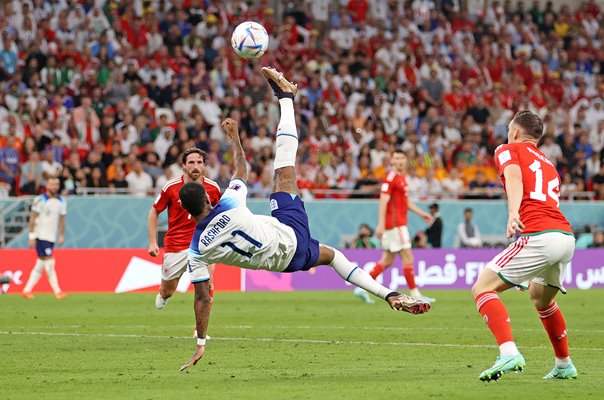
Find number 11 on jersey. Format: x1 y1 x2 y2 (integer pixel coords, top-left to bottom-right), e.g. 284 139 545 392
220 230 263 258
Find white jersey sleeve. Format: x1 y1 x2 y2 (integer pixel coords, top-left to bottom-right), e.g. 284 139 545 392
221 179 248 206
188 180 297 274
31 195 44 214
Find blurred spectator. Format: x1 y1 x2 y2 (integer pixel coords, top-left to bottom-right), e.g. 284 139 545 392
0 135 20 188
109 167 128 193
348 223 378 249
425 203 443 248
126 160 153 197
441 168 464 198
592 164 604 200
0 0 600 203
40 150 62 185
467 171 498 200
539 135 563 166
20 151 43 195
457 208 482 248
86 166 107 189
588 231 604 248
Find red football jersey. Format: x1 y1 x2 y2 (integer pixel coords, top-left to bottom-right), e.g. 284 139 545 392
380 170 409 230
494 142 572 234
153 175 221 252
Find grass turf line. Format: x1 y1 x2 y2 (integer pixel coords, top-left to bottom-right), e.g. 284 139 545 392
1 290 603 399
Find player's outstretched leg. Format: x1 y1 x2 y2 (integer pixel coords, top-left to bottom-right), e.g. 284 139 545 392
262 67 300 196
262 67 297 100
318 245 430 314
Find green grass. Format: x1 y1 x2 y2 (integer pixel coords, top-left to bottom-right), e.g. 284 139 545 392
1 290 603 399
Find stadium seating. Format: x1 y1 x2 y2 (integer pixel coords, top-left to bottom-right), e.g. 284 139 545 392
0 0 602 201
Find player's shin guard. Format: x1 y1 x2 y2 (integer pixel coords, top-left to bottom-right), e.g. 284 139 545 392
369 262 384 279
475 291 518 355
44 259 62 294
403 264 417 289
537 302 570 360
330 249 391 299
274 98 298 170
23 259 44 292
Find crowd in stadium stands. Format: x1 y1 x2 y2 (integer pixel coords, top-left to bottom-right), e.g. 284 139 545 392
0 0 603 201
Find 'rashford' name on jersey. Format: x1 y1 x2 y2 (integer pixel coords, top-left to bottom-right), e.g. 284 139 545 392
187 179 298 282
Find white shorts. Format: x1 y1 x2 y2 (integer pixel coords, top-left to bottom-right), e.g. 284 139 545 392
381 226 412 253
486 232 575 293
162 250 209 283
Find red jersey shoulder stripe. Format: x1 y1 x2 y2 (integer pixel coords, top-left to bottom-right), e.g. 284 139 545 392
203 177 221 190
162 175 184 192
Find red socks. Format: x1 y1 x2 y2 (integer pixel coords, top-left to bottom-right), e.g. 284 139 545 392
474 291 514 345
537 302 569 358
403 264 416 290
369 262 417 290
369 262 384 279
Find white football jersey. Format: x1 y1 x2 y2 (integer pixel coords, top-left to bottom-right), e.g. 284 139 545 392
31 194 67 243
188 179 297 281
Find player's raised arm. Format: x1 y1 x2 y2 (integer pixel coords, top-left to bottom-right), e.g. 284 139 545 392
222 118 248 183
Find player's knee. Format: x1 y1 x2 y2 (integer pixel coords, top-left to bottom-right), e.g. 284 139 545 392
194 288 212 306
470 283 481 298
159 287 174 299
381 254 395 267
529 293 551 309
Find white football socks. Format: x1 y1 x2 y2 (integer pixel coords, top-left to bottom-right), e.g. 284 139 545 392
274 98 298 170
499 341 520 356
44 259 62 294
329 248 392 300
555 357 572 368
23 259 44 292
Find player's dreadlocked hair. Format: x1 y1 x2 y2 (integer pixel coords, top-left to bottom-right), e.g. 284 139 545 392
512 110 544 139
179 182 207 217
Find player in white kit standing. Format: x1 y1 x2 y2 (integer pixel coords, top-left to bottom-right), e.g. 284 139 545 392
178 67 431 371
22 178 67 299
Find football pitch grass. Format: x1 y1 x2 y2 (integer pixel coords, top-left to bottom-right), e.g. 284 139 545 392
2 290 603 399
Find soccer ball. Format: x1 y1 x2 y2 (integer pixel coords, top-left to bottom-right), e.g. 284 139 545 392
231 21 269 60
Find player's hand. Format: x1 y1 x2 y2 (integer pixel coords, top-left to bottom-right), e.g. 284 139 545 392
179 345 205 372
148 242 160 257
506 214 525 238
222 118 239 142
28 239 35 248
376 225 384 240
421 214 433 224
58 234 64 245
